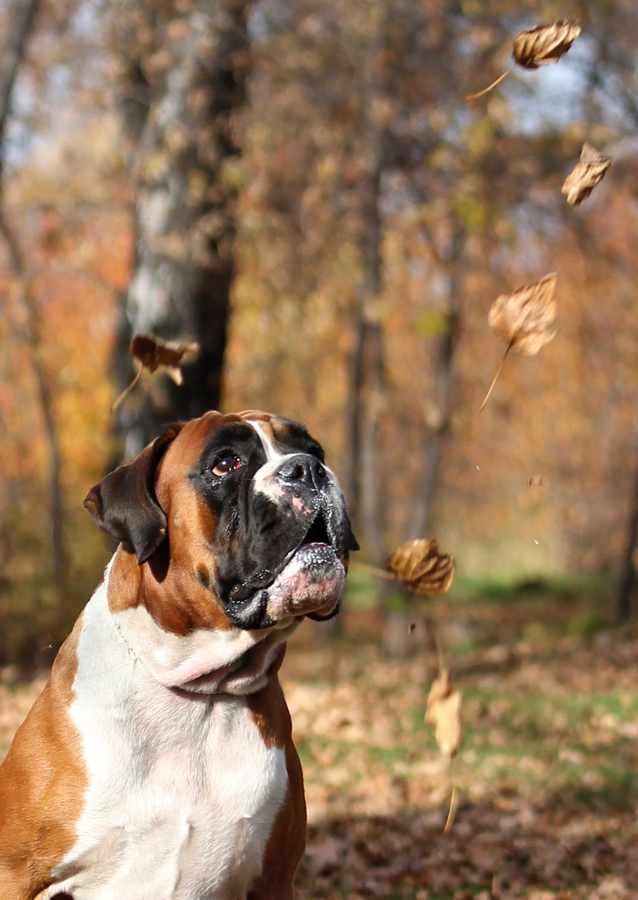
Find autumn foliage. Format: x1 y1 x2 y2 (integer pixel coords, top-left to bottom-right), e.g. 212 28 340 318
2 0 638 667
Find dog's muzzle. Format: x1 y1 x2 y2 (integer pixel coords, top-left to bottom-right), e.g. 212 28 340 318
223 452 355 630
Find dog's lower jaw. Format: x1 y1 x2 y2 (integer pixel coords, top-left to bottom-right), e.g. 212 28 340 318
180 633 292 696
223 544 346 630
264 546 346 622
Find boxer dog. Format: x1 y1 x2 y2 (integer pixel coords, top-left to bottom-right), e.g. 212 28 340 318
0 410 357 900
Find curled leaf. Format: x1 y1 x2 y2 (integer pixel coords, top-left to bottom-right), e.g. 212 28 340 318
467 20 581 101
480 273 557 411
111 334 200 413
425 667 462 760
130 334 200 384
386 539 455 595
561 143 612 206
488 272 557 356
513 20 581 68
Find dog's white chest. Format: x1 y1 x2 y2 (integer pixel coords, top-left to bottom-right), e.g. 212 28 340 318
46 585 288 900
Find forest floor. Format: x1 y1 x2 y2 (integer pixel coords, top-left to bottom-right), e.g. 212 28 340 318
1 585 638 899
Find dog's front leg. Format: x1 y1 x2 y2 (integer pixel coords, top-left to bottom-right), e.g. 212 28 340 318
246 741 306 900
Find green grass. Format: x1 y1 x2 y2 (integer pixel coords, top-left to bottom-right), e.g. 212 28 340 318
448 571 616 606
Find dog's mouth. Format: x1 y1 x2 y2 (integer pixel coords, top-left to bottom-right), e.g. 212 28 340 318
300 511 332 546
225 508 346 629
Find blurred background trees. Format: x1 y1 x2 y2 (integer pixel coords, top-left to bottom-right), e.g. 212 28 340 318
111 0 251 457
2 0 638 664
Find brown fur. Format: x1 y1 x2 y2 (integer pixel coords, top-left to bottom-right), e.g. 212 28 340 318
0 410 345 898
0 616 86 898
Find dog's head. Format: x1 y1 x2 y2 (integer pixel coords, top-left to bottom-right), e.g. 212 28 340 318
85 410 358 633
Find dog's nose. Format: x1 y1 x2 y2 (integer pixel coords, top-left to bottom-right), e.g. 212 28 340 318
275 454 328 491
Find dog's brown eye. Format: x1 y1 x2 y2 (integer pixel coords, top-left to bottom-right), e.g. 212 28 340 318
212 456 243 477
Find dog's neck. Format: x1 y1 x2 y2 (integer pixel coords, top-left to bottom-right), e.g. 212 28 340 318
104 551 299 696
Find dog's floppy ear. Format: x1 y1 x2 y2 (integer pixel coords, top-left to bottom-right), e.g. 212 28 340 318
84 424 184 564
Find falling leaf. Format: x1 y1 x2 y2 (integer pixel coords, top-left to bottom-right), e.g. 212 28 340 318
513 20 582 68
480 273 557 411
111 334 200 413
130 334 200 383
527 475 548 487
561 143 612 206
386 539 455 595
488 272 557 355
467 20 581 101
425 667 462 760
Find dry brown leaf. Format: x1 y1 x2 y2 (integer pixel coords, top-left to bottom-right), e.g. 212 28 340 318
480 273 557 410
386 539 455 595
488 272 557 356
561 143 612 206
513 20 582 69
111 334 200 413
130 334 200 384
425 667 462 760
527 475 548 487
467 20 581 101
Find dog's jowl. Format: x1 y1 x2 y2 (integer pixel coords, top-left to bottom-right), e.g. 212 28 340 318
0 410 357 900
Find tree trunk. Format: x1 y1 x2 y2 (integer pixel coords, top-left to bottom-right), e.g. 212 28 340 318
345 18 386 560
0 0 40 134
346 160 386 566
617 430 638 623
406 223 464 541
0 0 66 586
112 0 251 456
383 224 464 659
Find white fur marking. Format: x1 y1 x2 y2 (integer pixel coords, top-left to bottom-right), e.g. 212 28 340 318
44 567 289 900
248 419 338 503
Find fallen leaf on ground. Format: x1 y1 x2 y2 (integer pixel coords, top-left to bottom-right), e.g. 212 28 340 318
386 539 455 595
481 273 557 410
467 20 581 101
561 143 612 206
111 334 200 412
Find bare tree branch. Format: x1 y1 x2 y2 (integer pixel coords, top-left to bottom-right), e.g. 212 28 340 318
0 0 40 159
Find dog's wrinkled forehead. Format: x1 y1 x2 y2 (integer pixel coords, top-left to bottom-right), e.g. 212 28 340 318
245 412 325 465
159 409 324 480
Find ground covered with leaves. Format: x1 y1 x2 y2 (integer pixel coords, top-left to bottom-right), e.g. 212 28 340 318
1 591 638 900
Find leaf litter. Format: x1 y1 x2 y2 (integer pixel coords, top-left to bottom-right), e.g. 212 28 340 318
284 601 638 899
